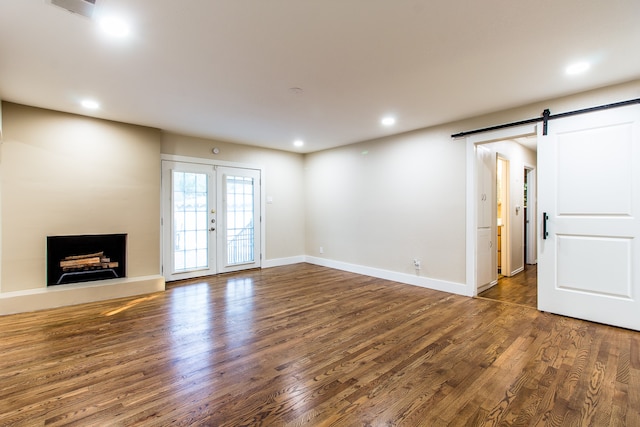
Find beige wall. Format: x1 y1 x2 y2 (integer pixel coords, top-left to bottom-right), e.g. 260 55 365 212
161 132 305 260
0 104 304 313
1 78 638 311
0 103 162 294
305 79 640 291
305 125 467 284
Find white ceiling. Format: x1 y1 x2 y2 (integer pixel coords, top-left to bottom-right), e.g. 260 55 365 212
1 0 639 153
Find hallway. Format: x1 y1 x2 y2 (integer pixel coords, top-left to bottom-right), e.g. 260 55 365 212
478 264 537 308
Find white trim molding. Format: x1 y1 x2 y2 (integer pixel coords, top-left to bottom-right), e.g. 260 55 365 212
262 256 306 268
265 255 467 295
305 256 467 295
160 153 264 171
465 123 537 296
160 155 267 277
0 275 165 316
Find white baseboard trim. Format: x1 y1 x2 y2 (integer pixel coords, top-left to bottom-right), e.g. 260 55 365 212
0 255 471 315
262 256 306 268
0 275 165 316
509 266 524 276
304 256 468 296
477 278 499 294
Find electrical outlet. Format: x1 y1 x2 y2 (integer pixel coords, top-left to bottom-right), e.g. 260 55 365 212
413 259 421 269
319 246 324 254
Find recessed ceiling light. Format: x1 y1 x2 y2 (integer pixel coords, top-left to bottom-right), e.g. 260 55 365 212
565 61 590 75
381 116 396 126
293 140 304 147
98 16 130 38
81 99 100 109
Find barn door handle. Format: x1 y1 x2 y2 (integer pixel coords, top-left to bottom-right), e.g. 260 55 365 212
543 212 549 239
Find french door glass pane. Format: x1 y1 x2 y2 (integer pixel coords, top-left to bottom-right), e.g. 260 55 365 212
173 171 209 271
226 175 254 265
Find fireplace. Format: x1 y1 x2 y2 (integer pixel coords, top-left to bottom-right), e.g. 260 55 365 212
47 234 127 286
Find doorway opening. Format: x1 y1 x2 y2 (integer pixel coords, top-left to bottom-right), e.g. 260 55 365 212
478 265 537 307
161 159 263 282
473 135 538 308
496 156 509 278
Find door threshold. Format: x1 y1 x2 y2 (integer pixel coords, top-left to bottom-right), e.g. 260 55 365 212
474 295 537 310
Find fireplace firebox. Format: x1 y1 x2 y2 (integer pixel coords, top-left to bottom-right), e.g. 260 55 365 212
47 234 127 286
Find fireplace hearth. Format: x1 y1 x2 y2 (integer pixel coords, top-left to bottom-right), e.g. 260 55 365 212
47 234 127 286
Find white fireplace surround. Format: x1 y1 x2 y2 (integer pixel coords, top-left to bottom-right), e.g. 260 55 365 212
0 275 164 315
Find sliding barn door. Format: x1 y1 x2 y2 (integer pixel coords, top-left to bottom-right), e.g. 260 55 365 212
538 104 640 330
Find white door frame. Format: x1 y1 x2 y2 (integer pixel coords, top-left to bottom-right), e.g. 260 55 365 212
216 166 262 274
161 160 217 281
465 124 537 296
160 154 266 279
496 154 510 277
524 166 537 265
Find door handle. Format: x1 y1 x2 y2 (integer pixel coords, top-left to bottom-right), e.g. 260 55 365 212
543 212 549 239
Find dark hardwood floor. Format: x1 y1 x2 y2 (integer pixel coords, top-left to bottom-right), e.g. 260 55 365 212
1 263 638 426
478 264 538 308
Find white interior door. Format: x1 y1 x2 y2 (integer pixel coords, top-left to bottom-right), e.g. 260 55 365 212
162 161 217 281
538 104 640 330
476 145 497 290
217 167 261 273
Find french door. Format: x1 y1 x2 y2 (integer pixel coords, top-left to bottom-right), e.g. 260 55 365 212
538 104 640 330
217 167 261 273
162 161 261 281
162 161 217 281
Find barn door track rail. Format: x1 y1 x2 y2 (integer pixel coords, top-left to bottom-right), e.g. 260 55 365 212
451 97 640 138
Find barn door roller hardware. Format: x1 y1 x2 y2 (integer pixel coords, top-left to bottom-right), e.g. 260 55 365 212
451 98 640 139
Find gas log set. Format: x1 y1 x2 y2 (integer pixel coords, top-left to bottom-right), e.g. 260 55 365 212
59 251 119 272
47 234 127 286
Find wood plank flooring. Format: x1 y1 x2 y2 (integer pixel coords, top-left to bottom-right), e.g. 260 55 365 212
478 265 538 308
0 263 638 426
